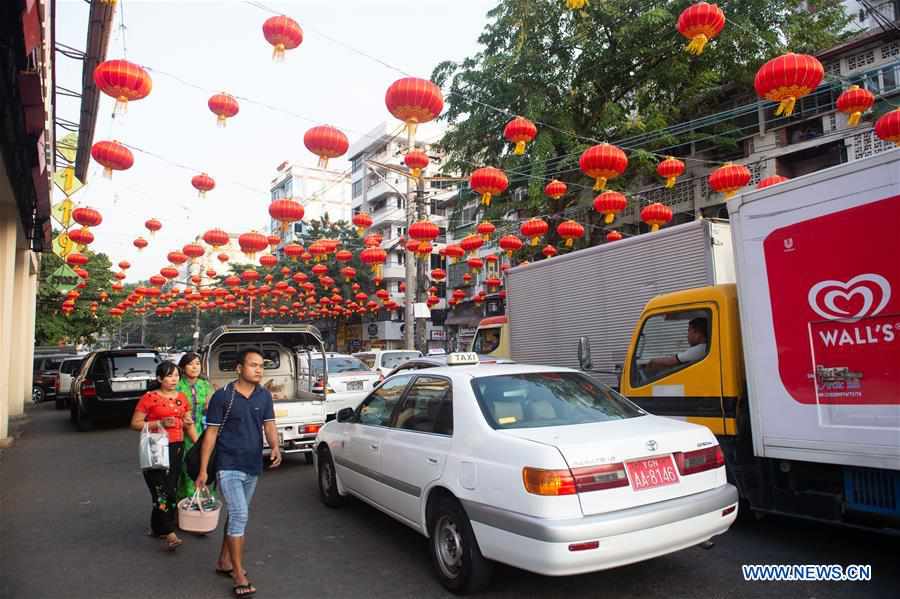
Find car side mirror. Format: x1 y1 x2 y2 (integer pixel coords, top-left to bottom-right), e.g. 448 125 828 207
336 407 354 423
577 336 593 371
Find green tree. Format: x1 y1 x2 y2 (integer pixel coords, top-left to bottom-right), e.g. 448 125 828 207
433 0 850 220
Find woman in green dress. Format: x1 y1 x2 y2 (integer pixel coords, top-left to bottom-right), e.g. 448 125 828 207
176 352 215 500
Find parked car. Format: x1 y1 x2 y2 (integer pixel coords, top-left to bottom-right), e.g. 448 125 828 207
315 355 738 593
352 350 422 377
54 356 86 410
302 353 381 418
32 354 68 404
70 348 162 431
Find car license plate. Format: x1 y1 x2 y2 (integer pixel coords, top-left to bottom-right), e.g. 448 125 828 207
112 380 144 392
625 456 679 491
347 381 364 391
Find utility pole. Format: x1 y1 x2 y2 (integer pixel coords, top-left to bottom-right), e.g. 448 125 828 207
191 305 201 352
415 175 428 354
403 129 417 350
140 313 146 346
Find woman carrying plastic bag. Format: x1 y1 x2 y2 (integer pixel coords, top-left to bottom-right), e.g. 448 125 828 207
131 361 197 551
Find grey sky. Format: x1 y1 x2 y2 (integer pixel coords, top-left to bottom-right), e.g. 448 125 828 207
54 0 497 281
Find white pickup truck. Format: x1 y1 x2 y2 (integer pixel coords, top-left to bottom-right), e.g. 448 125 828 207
201 324 329 464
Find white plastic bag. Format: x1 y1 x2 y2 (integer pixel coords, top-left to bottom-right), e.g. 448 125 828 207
139 422 170 470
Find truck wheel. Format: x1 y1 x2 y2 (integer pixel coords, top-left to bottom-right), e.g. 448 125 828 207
32 386 45 404
429 496 493 594
305 453 314 465
317 446 345 508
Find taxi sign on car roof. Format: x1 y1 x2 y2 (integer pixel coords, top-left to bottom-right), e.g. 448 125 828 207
447 352 480 366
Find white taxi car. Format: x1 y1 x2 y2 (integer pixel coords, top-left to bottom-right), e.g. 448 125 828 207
314 354 738 593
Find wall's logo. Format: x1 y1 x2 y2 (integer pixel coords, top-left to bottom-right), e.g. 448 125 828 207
783 237 794 251
645 439 658 452
807 274 891 322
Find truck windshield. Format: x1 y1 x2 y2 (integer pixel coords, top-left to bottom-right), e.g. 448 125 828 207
310 357 370 375
471 372 643 429
472 327 501 354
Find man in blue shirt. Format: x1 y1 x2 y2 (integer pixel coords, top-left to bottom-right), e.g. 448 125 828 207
196 349 281 597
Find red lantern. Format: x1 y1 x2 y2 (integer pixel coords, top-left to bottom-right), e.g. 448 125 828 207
499 234 524 257
557 220 584 248
520 218 549 246
284 243 304 261
267 235 282 250
149 275 167 288
467 257 484 272
118 260 131 270
360 247 388 284
68 227 94 247
469 167 508 206
835 85 876 127
208 92 239 127
641 202 673 233
238 231 268 259
303 125 349 168
183 243 204 260
167 251 188 265
352 212 373 235
541 244 558 259
459 234 484 256
206 269 217 278
874 108 900 146
260 254 278 269
335 250 353 263
312 263 328 277
476 221 496 241
757 175 789 189
217 252 230 263
269 198 305 232
66 253 89 267
579 144 628 191
408 220 439 246
340 266 356 282
160 267 179 280
242 270 260 284
754 53 824 117
444 244 465 264
191 173 215 197
202 228 230 248
430 268 447 282
91 140 133 178
385 77 444 140
404 150 429 178
133 237 148 251
656 156 685 188
72 206 102 228
93 59 152 114
677 2 725 55
593 191 628 225
503 116 537 155
709 163 751 199
544 179 567 201
262 15 303 61
225 275 241 288
145 218 162 235
606 230 623 242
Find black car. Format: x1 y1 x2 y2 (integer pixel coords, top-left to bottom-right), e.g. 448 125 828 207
32 354 69 404
70 348 162 431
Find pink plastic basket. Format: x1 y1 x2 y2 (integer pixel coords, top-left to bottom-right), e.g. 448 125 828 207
178 490 221 534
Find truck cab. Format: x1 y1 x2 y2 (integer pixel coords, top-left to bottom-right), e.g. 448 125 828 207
471 315 510 359
201 324 328 461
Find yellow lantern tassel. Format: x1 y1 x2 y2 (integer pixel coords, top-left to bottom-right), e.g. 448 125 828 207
848 111 862 127
217 114 227 128
593 177 607 191
530 236 539 247
650 224 660 233
686 34 708 56
775 96 797 117
114 95 128 115
103 167 113 179
272 43 285 62
514 140 526 155
665 176 676 188
565 238 574 248
411 167 421 178
724 190 737 200
482 192 492 206
318 157 329 169
604 213 615 225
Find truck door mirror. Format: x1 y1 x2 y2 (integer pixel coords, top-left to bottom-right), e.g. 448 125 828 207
577 336 593 371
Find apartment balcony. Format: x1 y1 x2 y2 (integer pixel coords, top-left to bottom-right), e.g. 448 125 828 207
381 263 407 280
365 178 405 203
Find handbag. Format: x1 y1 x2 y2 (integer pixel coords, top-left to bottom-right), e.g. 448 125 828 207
177 487 222 534
184 386 235 481
139 422 169 470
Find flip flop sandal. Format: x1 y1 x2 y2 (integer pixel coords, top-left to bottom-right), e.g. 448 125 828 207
233 583 256 597
165 537 183 551
216 569 247 577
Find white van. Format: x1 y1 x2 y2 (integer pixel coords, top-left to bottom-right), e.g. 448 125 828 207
352 349 423 377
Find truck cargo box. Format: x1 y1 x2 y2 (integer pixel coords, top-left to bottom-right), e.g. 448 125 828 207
728 149 900 471
505 219 735 386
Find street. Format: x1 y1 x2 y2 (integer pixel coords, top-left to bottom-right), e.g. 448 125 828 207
1 402 897 599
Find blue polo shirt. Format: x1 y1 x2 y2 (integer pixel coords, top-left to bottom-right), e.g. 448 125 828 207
207 382 275 476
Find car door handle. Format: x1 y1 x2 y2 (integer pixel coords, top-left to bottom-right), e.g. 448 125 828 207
370 444 379 450
427 457 439 464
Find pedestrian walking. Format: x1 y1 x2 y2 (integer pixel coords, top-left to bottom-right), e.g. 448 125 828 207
130 361 197 551
195 348 281 598
176 352 214 501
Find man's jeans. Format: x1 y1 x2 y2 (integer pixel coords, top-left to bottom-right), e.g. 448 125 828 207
217 470 259 537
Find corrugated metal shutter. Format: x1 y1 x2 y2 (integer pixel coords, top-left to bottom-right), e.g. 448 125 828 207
506 220 714 386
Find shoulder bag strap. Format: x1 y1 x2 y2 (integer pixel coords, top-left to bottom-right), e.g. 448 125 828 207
218 384 236 435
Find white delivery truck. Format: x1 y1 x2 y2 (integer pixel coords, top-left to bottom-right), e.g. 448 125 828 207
613 150 899 531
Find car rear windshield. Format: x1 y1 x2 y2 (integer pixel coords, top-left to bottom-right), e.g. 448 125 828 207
471 372 644 429
354 354 376 368
61 359 83 374
43 358 63 371
380 351 420 369
310 356 370 375
102 354 160 379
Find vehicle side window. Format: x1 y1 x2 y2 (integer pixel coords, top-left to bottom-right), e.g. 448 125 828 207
218 349 280 371
630 308 712 388
473 328 501 354
394 376 452 435
356 375 412 426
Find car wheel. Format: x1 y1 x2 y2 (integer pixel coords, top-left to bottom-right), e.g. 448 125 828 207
429 496 493 594
305 452 314 465
317 446 345 508
32 386 45 404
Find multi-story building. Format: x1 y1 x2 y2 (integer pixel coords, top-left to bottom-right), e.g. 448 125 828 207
268 161 352 243
347 122 457 351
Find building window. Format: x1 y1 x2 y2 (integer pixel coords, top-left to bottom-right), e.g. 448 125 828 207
351 156 363 173
352 180 363 198
882 41 900 60
851 130 893 161
847 50 875 72
396 197 404 210
824 61 841 79
397 251 405 266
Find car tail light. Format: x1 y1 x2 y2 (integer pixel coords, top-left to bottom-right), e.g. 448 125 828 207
304 424 322 435
571 463 629 493
568 541 600 552
522 467 576 496
55 376 61 393
722 505 737 517
674 446 725 476
81 380 97 399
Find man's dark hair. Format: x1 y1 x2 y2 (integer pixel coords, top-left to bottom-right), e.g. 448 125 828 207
688 317 708 340
236 348 264 368
156 361 179 381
